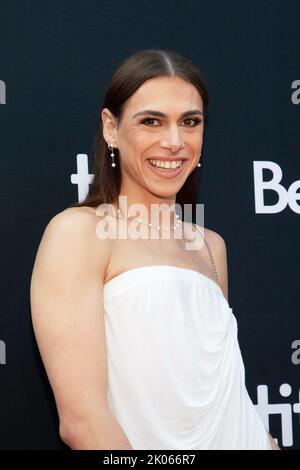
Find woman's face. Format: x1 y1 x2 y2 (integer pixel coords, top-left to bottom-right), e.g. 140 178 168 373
102 75 204 199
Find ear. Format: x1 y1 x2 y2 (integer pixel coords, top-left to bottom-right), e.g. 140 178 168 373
101 108 118 148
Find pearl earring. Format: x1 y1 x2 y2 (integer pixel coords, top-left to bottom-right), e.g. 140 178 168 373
108 142 116 167
197 154 202 167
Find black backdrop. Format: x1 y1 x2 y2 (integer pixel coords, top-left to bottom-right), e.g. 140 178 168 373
0 0 299 450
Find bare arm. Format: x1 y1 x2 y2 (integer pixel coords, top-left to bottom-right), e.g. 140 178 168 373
30 208 133 450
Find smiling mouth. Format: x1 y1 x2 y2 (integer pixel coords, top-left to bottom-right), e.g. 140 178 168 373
148 159 184 170
145 159 187 179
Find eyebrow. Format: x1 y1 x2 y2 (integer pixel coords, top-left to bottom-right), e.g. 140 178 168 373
132 109 203 119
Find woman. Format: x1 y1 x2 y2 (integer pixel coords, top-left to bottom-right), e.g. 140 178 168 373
30 49 280 450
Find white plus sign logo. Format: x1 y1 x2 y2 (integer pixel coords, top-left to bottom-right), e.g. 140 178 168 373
70 154 94 202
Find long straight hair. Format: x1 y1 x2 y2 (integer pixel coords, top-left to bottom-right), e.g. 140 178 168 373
68 49 209 218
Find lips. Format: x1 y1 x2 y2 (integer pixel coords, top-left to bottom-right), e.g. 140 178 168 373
145 158 187 179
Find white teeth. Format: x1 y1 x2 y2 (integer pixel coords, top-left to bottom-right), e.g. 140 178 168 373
149 159 183 169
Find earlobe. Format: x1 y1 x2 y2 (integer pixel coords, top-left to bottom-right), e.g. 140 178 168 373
112 127 119 145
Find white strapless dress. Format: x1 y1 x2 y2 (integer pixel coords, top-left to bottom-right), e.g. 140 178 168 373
103 264 272 450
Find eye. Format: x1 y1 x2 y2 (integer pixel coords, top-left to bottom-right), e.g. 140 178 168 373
184 118 202 127
140 118 159 126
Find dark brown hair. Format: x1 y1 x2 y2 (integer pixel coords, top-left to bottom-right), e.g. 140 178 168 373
68 49 209 217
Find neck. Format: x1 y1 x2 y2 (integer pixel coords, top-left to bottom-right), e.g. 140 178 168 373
116 194 179 223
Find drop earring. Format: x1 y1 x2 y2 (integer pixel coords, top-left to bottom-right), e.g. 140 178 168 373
197 154 202 167
108 142 116 167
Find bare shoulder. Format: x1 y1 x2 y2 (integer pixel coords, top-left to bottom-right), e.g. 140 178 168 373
49 205 100 227
191 223 227 252
193 224 229 300
35 206 111 282
202 226 227 251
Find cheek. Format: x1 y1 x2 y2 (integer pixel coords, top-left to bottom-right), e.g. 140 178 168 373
121 128 150 154
193 135 203 151
119 143 145 175
120 133 151 165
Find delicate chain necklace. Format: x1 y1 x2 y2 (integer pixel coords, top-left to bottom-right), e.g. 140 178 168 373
113 205 183 232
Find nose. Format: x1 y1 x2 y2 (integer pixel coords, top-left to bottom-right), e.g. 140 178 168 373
160 125 185 153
